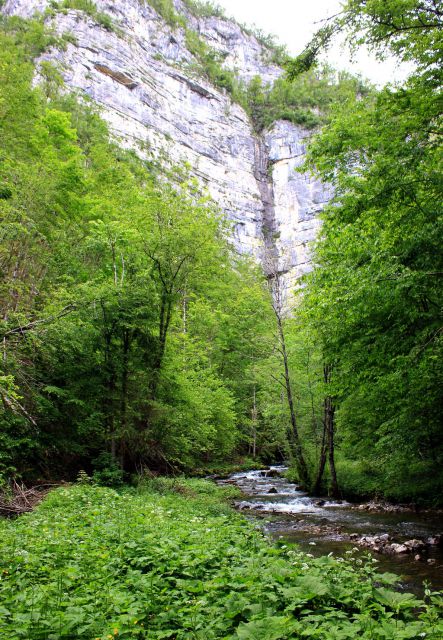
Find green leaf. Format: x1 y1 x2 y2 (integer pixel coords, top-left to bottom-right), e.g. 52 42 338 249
236 616 298 639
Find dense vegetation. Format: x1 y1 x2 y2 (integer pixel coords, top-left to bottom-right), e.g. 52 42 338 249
289 0 443 502
0 14 281 481
1 479 442 639
0 10 362 488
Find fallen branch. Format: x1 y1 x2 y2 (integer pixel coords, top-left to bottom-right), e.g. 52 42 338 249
0 479 59 517
0 304 77 341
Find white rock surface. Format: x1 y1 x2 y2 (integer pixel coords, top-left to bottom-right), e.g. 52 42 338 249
3 0 328 289
266 121 331 290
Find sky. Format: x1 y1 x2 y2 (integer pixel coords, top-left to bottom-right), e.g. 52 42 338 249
214 0 410 85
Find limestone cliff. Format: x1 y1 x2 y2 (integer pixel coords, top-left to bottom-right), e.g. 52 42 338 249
3 0 329 291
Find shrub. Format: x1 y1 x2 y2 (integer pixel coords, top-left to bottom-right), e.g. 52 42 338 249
62 0 116 32
182 0 226 19
92 452 124 486
148 0 186 28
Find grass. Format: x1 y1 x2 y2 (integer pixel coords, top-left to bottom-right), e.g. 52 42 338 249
0 478 442 639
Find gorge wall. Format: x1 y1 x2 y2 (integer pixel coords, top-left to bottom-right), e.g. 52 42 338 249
3 0 330 293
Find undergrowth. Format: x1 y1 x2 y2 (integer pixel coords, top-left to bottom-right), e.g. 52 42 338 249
190 456 266 477
334 457 443 507
0 480 442 639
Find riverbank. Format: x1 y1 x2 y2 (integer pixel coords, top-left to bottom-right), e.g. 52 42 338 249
224 467 443 593
0 478 442 639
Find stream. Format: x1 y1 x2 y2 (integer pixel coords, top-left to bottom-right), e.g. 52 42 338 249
218 466 443 594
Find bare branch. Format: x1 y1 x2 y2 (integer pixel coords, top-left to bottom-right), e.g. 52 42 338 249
0 304 77 340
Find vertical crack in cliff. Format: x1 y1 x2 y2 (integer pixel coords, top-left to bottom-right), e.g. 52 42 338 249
253 135 279 277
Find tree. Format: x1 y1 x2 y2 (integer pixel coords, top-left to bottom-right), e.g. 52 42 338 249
296 0 443 501
312 364 338 497
0 14 283 479
287 0 443 84
263 254 310 486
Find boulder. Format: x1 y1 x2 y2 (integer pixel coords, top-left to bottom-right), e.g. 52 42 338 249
404 539 426 551
388 543 409 554
426 535 442 547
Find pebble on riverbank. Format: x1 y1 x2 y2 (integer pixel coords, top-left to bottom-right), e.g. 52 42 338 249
353 501 443 514
352 534 442 559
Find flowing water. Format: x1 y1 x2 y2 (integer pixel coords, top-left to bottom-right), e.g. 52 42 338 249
219 467 443 594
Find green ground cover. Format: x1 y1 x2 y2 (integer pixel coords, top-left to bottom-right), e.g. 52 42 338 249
0 480 442 639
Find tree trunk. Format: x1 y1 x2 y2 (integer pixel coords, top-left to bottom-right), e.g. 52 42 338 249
277 314 310 487
150 293 172 397
101 299 119 461
326 396 339 497
324 364 339 498
104 331 117 461
312 421 327 495
251 386 258 459
119 328 130 468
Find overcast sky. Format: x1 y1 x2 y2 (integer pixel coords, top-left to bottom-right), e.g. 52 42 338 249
215 0 410 85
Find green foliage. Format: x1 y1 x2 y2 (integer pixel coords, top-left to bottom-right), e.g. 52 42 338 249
0 14 61 56
298 0 443 502
286 24 336 78
2 1 440 507
288 0 443 83
179 18 366 132
0 15 278 479
245 68 371 132
137 1 245 104
92 452 124 486
143 0 359 131
183 26 246 103
181 0 226 19
0 483 441 638
180 0 288 66
190 457 266 477
240 26 289 66
61 0 116 31
340 0 443 83
148 0 186 28
333 458 384 500
60 30 78 47
39 60 65 99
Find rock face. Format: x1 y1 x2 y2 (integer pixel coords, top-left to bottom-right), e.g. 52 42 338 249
265 122 330 284
3 0 328 287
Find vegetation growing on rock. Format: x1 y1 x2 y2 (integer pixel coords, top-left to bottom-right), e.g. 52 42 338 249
0 1 442 636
